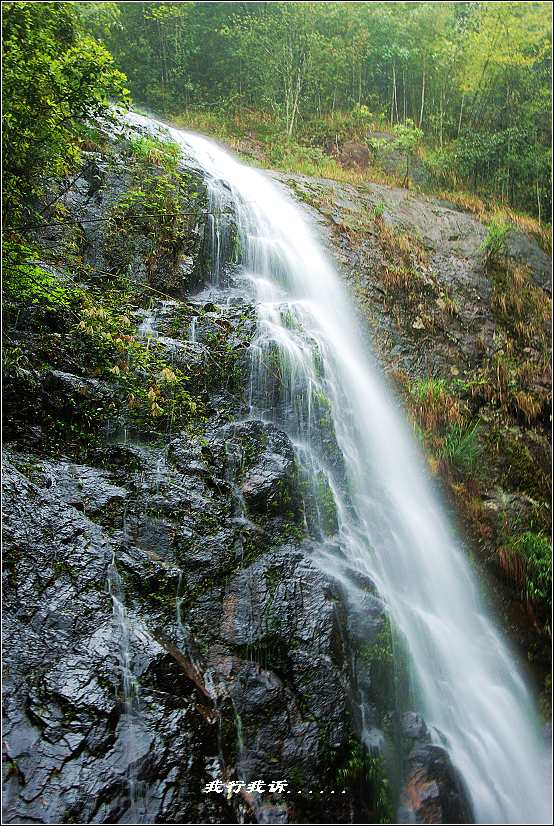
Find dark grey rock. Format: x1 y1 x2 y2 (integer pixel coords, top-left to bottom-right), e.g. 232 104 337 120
26 459 128 514
1 452 235 825
398 744 473 824
402 711 429 740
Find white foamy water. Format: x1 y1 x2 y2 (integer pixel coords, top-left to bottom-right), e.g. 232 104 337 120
127 111 551 824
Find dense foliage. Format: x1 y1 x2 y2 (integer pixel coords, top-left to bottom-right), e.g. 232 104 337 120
84 1 552 217
2 1 128 226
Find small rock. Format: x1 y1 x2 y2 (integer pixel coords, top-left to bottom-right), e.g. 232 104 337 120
398 744 472 824
401 711 429 740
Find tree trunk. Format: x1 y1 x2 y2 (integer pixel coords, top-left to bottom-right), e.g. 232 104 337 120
419 64 426 128
391 62 399 124
390 63 395 124
287 52 305 138
457 92 465 137
439 88 444 148
402 152 410 189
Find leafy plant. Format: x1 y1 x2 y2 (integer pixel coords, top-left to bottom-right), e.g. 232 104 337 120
336 737 392 823
2 240 76 310
129 136 180 172
440 421 483 475
2 1 129 225
480 220 510 265
504 532 552 607
409 378 462 433
392 118 424 187
371 201 386 220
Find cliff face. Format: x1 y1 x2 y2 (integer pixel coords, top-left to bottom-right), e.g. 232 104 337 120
2 116 548 824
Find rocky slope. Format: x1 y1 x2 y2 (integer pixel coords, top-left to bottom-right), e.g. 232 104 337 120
2 116 549 824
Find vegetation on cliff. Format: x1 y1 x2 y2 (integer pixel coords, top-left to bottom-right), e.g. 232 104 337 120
2 1 128 226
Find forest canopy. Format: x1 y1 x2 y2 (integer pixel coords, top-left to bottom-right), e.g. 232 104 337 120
81 0 553 218
1 1 552 220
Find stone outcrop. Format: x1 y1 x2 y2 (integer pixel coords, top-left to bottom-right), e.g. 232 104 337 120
398 745 472 824
339 141 370 170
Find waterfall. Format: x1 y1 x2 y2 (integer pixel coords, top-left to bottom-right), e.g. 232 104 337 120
126 112 550 824
107 550 147 822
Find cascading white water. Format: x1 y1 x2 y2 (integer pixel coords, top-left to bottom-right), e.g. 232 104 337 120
107 550 147 822
127 112 550 824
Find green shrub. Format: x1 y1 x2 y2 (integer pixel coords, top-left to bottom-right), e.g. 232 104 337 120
372 201 386 220
75 290 199 430
508 532 552 606
129 136 180 172
265 141 328 174
2 240 76 310
440 421 483 475
336 737 392 823
411 377 448 403
392 118 424 186
480 219 510 264
2 1 129 225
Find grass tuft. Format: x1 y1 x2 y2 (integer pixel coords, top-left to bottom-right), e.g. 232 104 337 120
439 421 483 476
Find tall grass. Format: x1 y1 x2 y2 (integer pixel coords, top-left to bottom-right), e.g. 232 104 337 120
129 136 180 171
440 421 483 476
499 532 552 609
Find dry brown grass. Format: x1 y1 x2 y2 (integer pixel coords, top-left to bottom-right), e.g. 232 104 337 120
497 207 552 254
374 221 427 264
436 293 459 316
78 138 101 152
450 482 494 539
409 378 464 432
512 391 544 423
438 190 487 216
491 261 551 348
472 345 550 425
381 265 419 292
498 544 527 588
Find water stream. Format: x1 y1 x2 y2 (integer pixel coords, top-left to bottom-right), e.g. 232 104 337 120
107 548 147 821
127 112 550 824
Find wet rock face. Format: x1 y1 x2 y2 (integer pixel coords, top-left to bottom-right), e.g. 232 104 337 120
1 454 235 825
2 413 366 823
398 745 472 824
209 420 301 523
23 457 128 514
401 711 429 741
2 299 369 825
